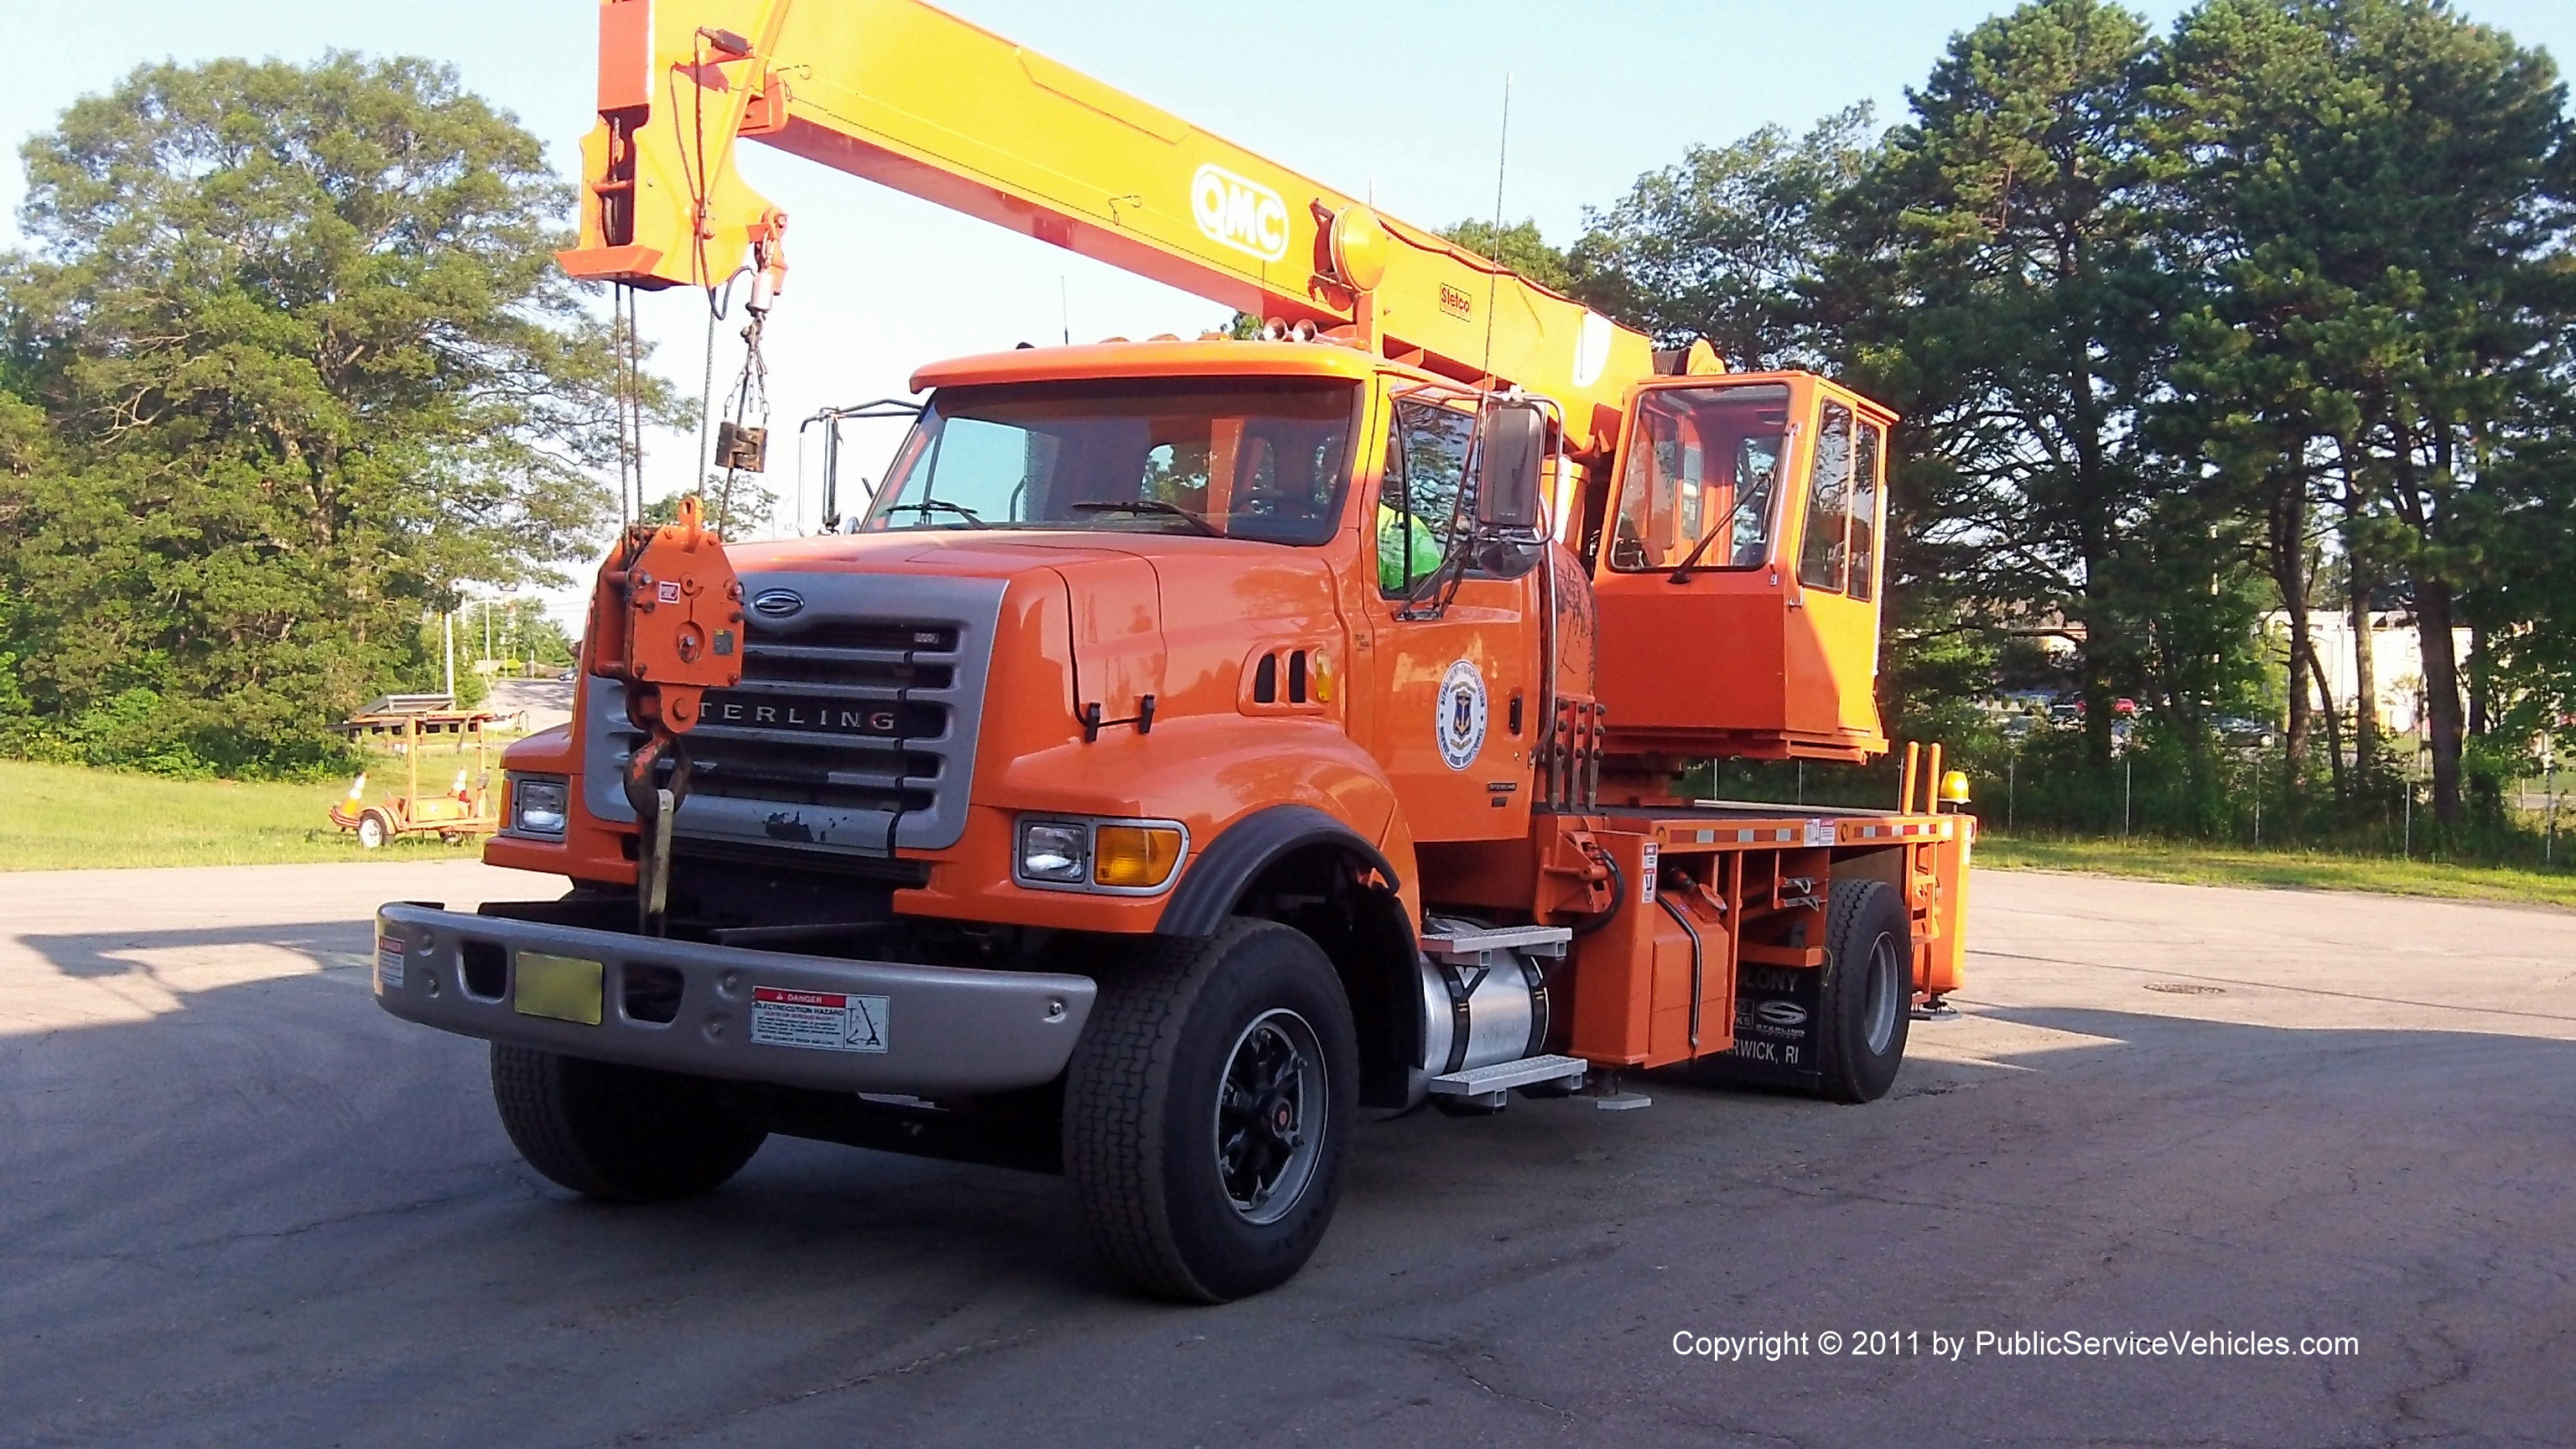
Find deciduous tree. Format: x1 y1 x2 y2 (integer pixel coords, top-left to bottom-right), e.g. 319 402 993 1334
0 55 668 772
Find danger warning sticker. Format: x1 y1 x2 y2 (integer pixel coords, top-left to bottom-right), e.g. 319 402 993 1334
375 936 405 993
750 986 889 1053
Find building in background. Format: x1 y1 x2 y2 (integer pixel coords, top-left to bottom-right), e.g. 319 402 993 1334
2264 610 2470 736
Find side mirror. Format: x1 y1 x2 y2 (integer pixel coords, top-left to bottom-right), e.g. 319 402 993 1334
1473 398 1547 532
1472 399 1548 579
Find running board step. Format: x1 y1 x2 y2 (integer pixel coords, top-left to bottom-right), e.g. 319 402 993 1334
1420 924 1572 961
1428 1053 1590 1104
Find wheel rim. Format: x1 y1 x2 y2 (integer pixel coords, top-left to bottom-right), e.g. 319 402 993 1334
1213 1008 1327 1226
1861 931 1903 1056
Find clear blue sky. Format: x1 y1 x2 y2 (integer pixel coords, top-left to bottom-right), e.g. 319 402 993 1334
15 0 2576 621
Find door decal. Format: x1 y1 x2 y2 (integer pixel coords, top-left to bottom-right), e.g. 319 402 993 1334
1436 659 1488 771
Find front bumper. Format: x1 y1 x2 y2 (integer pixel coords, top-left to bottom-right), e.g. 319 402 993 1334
371 903 1096 1096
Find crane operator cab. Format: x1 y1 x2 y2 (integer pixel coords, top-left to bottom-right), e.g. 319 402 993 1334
1588 372 1895 766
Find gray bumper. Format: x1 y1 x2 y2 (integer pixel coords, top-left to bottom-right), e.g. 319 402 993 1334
371 903 1095 1096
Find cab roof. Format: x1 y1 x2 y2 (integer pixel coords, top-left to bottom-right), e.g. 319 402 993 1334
910 339 1443 393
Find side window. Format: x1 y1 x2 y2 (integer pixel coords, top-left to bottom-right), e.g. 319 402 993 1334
1378 401 1474 595
1798 400 1854 592
1849 421 1882 601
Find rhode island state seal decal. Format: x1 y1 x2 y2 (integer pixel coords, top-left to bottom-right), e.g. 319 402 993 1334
1435 659 1488 771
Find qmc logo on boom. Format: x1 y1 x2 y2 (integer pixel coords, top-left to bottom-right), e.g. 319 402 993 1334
1191 164 1291 263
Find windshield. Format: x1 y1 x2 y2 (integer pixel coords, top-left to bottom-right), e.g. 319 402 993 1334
1607 383 1790 573
860 378 1359 545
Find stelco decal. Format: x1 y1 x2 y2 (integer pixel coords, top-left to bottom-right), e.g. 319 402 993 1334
1192 164 1290 263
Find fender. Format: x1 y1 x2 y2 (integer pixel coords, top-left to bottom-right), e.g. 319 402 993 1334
1157 803 1400 937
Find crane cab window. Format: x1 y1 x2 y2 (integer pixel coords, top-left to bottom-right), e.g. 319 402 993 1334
1795 399 1883 600
1378 399 1476 595
861 378 1357 543
1607 384 1789 573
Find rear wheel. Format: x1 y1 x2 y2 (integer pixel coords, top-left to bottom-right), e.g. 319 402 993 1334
490 1044 766 1202
1063 917 1358 1302
1815 879 1912 1103
356 812 389 849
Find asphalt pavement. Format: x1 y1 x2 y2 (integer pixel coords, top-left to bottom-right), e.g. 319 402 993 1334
3 859 2571 1446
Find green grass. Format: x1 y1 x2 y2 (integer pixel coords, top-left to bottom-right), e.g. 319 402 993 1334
0 759 485 871
11 755 2572 906
1979 834 2576 911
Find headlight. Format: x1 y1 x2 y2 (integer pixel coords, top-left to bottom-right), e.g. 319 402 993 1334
1014 816 1188 892
1016 820 1088 883
510 774 569 836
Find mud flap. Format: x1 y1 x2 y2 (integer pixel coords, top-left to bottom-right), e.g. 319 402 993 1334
1697 961 1823 1091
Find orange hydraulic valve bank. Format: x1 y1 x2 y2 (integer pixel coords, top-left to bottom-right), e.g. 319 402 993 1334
584 493 744 932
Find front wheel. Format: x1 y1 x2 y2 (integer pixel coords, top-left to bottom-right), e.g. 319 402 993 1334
1062 918 1358 1302
490 1045 767 1202
356 811 389 849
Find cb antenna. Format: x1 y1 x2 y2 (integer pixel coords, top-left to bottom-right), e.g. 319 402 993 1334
1479 73 1511 387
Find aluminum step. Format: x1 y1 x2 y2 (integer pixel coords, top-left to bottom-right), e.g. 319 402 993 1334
1420 924 1574 961
1428 1052 1589 1098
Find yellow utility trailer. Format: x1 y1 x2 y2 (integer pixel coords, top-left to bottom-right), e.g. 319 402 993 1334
330 699 501 848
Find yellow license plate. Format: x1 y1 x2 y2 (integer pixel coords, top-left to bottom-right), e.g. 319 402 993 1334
513 952 604 1026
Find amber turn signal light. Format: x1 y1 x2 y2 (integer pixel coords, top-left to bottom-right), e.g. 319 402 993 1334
1093 825 1183 888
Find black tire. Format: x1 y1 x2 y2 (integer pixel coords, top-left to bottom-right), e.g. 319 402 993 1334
489 1044 766 1203
1815 879 1913 1104
1062 917 1358 1303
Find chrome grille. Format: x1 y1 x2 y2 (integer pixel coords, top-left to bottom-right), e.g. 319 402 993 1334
683 616 959 815
583 571 1005 857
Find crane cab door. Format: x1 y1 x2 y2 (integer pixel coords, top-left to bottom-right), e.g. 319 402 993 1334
1350 393 1538 844
1782 385 1891 739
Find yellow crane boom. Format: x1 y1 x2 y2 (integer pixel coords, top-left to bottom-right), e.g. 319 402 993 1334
559 0 1660 443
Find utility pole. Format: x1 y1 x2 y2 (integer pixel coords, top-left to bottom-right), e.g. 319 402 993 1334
2545 733 2558 866
2255 731 2274 849
442 611 455 701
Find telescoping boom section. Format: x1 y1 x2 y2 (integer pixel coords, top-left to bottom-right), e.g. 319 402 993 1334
361 0 1978 1304
559 0 1654 435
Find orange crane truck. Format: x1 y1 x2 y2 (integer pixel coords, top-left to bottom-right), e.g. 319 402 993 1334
371 0 1976 1302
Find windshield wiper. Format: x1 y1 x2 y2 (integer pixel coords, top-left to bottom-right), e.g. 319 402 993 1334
1067 499 1220 537
878 499 989 527
1666 521 1730 583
